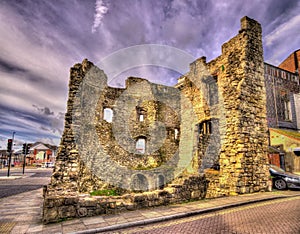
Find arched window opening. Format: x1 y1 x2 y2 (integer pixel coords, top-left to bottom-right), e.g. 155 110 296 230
136 138 146 154
137 107 146 122
131 174 148 191
103 108 113 123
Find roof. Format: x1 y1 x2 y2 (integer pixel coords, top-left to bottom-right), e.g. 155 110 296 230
30 142 58 151
264 62 298 75
270 128 300 142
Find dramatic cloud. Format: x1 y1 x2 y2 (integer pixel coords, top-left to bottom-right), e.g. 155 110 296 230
0 0 299 149
265 14 300 64
32 105 54 116
92 0 109 33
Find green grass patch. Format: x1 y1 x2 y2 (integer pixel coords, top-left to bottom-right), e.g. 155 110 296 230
90 189 120 196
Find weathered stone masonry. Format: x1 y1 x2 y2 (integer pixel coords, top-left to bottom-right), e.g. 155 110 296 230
176 16 269 195
43 16 270 223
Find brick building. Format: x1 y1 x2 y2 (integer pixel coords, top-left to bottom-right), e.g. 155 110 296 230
278 49 300 74
27 142 57 166
276 49 300 131
264 53 300 173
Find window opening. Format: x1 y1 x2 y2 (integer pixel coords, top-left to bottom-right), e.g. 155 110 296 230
137 107 146 122
277 92 292 121
284 100 292 121
136 138 146 154
199 120 212 135
174 129 179 140
103 108 113 122
131 174 148 191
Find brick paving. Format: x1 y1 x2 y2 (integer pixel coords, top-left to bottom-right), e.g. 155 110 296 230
0 170 300 234
122 197 300 234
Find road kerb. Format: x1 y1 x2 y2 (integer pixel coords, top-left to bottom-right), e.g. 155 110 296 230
72 194 300 234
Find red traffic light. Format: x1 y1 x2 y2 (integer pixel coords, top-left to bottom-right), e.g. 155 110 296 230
7 139 13 152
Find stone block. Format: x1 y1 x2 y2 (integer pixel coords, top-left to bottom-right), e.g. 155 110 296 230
133 194 146 202
58 205 76 218
78 198 97 207
43 207 58 223
77 207 88 217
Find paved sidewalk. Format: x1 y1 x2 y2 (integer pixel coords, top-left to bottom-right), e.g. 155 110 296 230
0 187 300 234
0 167 44 180
0 173 35 180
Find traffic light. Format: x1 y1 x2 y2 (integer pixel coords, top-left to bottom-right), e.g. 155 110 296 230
22 143 26 154
26 144 30 154
7 139 12 152
22 143 30 154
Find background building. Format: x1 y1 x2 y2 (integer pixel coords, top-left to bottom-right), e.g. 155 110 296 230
264 62 299 130
264 50 300 173
278 49 300 74
27 142 57 166
0 142 57 168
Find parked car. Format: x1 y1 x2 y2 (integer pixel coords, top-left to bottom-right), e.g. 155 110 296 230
269 164 300 190
41 162 55 168
48 162 55 168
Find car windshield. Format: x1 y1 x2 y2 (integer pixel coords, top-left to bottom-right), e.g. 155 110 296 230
270 165 285 173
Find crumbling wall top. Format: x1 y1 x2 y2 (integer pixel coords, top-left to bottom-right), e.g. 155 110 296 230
240 16 262 33
125 76 149 88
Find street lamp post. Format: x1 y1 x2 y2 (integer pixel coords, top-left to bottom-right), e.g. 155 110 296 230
7 131 16 177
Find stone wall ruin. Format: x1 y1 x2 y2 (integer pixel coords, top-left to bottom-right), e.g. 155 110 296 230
43 16 270 223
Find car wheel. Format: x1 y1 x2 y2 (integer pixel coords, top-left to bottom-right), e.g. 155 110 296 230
274 179 287 190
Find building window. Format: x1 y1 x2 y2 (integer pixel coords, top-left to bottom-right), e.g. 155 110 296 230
277 92 292 121
136 138 146 154
103 108 113 122
199 120 212 135
284 100 292 121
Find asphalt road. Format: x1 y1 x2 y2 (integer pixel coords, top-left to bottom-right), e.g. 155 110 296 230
0 168 52 199
118 197 300 234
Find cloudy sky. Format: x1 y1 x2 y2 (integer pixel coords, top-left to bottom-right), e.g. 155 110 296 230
0 0 299 149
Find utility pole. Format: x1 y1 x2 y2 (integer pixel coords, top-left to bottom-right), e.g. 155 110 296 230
7 131 16 177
